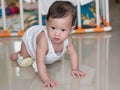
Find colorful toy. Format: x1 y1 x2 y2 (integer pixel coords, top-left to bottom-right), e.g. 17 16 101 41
6 1 19 15
5 6 19 15
0 1 19 16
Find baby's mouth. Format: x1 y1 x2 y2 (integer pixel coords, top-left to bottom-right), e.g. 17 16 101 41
54 38 60 41
53 38 60 41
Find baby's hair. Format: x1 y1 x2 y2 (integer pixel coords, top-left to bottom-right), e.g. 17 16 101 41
46 1 76 26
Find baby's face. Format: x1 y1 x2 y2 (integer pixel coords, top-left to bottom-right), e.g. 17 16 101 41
46 16 73 44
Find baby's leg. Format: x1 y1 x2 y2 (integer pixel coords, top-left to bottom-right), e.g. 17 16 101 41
19 41 30 58
11 41 30 61
11 42 34 67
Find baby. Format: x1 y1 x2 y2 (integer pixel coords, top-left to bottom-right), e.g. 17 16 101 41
11 1 86 88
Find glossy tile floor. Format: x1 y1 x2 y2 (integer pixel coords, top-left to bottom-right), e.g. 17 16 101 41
0 1 120 90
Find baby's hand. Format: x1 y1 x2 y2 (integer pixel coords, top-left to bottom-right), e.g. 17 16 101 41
72 69 86 78
44 79 57 88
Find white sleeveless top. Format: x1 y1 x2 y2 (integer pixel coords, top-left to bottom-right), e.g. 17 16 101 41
22 25 68 64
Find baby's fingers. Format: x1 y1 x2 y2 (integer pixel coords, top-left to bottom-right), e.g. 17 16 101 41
72 70 86 78
72 71 81 78
44 80 57 88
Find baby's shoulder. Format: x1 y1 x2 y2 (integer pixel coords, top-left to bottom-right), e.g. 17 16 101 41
36 31 47 44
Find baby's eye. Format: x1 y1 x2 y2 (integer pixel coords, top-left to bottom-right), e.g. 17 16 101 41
51 26 55 29
61 29 66 32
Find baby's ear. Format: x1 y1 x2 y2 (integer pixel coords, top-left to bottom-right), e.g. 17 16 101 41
71 26 77 32
72 26 76 30
70 26 76 34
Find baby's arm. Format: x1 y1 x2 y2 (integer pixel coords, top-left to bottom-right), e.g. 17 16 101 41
36 32 57 88
67 38 86 77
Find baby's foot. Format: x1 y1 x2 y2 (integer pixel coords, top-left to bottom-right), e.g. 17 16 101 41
11 53 34 67
17 55 34 68
10 53 18 61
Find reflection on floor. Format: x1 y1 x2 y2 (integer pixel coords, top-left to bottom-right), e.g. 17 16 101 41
0 0 120 90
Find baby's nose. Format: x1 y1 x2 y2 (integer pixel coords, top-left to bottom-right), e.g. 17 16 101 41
55 30 60 35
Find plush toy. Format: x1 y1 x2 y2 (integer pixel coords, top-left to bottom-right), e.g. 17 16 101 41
6 1 19 16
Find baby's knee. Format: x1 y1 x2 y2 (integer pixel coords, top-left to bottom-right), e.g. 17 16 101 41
10 53 18 61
